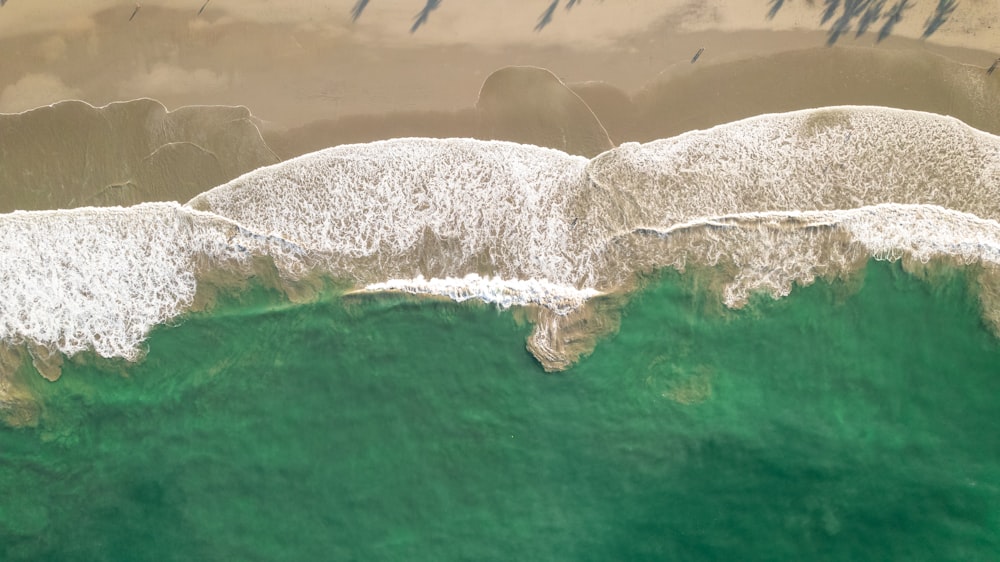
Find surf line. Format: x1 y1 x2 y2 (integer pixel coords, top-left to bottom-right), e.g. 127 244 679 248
348 274 603 315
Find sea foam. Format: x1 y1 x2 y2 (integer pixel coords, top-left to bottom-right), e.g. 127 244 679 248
628 204 1000 307
188 138 592 285
355 274 602 315
2 106 1000 374
0 203 278 361
584 106 1000 233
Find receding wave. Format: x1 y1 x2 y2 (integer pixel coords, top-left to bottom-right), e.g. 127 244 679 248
584 106 1000 234
2 105 1000 380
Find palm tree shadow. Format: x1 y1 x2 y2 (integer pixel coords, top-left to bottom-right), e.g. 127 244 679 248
826 0 872 46
411 0 442 33
350 0 370 22
535 0 559 31
877 0 913 42
821 0 842 25
855 0 885 37
766 0 786 20
922 0 958 39
763 0 923 44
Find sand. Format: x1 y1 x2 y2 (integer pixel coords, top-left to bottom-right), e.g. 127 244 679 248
0 0 998 207
1 1 997 121
0 99 278 212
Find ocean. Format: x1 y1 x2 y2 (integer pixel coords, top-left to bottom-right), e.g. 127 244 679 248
2 105 1000 560
2 260 999 560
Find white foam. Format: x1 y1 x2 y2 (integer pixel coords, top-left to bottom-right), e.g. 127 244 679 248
585 106 1000 232
189 109 1000 295
632 203 1000 306
844 204 1000 265
189 137 592 285
4 106 1000 368
354 274 602 315
0 203 280 360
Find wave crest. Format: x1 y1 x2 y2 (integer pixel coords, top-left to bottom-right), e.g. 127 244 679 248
355 274 602 315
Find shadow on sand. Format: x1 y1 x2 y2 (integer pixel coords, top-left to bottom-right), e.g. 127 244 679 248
922 0 958 39
766 0 951 45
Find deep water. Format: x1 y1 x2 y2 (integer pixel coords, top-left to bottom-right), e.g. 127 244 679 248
2 260 999 561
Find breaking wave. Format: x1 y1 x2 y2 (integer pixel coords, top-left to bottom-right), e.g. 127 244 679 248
625 204 1000 307
2 106 999 374
0 203 287 361
188 138 593 285
354 275 602 315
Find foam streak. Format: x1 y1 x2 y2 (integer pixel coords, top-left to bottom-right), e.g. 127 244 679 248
355 274 602 315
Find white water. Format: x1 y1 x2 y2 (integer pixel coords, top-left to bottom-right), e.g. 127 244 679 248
1 106 998 365
0 203 276 360
583 106 1000 234
355 274 602 315
632 203 1000 306
188 138 591 285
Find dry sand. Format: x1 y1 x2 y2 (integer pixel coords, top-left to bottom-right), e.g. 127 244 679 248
1 0 997 122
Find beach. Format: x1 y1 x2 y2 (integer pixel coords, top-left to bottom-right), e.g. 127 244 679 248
2 0 998 126
1 1 1000 560
1 0 997 208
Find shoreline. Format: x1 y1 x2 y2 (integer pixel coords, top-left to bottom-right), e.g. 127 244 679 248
4 104 1000 379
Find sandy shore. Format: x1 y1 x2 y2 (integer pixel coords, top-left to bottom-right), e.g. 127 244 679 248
0 0 998 210
1 0 997 124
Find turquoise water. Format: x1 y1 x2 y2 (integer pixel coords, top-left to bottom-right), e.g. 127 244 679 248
2 260 999 560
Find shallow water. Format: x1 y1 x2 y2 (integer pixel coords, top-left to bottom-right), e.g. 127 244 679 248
2 259 998 561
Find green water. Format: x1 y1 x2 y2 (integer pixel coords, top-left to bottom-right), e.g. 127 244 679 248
2 260 999 561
